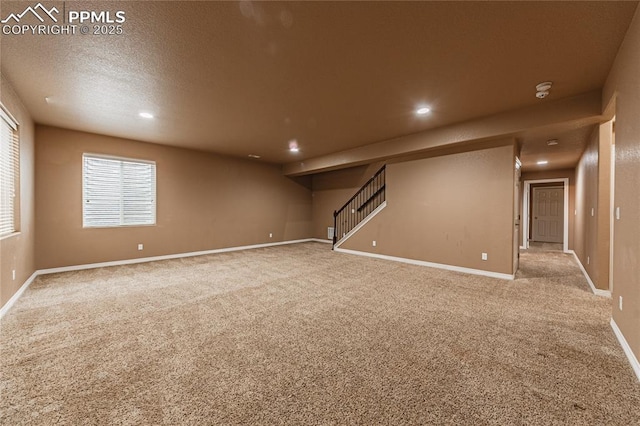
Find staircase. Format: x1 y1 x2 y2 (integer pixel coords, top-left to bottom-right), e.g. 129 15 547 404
333 165 386 248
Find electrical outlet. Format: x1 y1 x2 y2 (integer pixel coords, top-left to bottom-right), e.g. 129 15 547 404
12 270 16 280
372 240 377 247
269 233 273 238
138 244 144 251
481 253 488 261
591 207 595 217
618 296 623 311
616 207 620 220
587 256 590 264
351 209 355 214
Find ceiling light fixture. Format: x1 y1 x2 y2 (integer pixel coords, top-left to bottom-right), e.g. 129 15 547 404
546 139 559 146
289 139 299 153
416 107 431 115
139 112 154 119
248 154 261 159
535 81 553 99
537 160 549 165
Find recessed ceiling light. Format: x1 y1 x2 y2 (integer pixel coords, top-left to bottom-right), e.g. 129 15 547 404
139 112 154 119
546 139 558 146
537 160 549 165
416 107 431 115
289 139 299 153
290 147 300 153
248 154 261 159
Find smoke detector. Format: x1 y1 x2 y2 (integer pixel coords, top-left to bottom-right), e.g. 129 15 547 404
536 81 553 99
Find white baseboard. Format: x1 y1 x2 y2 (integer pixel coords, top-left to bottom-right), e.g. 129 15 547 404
310 238 332 244
0 271 38 320
569 250 611 297
1 238 324 318
334 247 515 280
334 201 387 249
36 238 320 275
610 318 640 382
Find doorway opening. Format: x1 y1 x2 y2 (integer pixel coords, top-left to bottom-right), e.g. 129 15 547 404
522 178 569 253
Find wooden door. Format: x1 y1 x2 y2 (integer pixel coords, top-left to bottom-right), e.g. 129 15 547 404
532 187 563 243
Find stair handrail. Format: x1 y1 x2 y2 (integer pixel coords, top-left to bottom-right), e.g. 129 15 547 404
333 164 386 247
357 184 385 212
334 165 386 215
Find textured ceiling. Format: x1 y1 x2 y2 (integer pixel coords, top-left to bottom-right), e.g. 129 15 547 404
1 1 637 168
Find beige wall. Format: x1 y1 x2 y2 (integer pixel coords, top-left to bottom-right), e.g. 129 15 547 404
602 6 640 364
596 122 612 290
0 75 36 308
574 126 612 290
35 126 312 269
520 168 576 251
340 143 516 275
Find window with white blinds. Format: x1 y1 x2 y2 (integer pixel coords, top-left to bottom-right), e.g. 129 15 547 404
0 107 19 237
83 154 156 228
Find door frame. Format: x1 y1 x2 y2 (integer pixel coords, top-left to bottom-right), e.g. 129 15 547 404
522 178 569 252
609 121 616 293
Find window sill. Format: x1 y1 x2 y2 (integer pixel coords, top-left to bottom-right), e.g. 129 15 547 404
0 231 21 242
82 224 156 229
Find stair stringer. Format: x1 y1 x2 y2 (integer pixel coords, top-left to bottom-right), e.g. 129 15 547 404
333 201 387 249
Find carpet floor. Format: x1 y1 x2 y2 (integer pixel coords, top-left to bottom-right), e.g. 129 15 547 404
1 242 638 425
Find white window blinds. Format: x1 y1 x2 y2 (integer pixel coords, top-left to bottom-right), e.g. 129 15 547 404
0 107 19 237
83 154 156 228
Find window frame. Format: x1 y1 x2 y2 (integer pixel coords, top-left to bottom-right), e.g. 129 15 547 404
0 104 19 239
82 153 157 229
